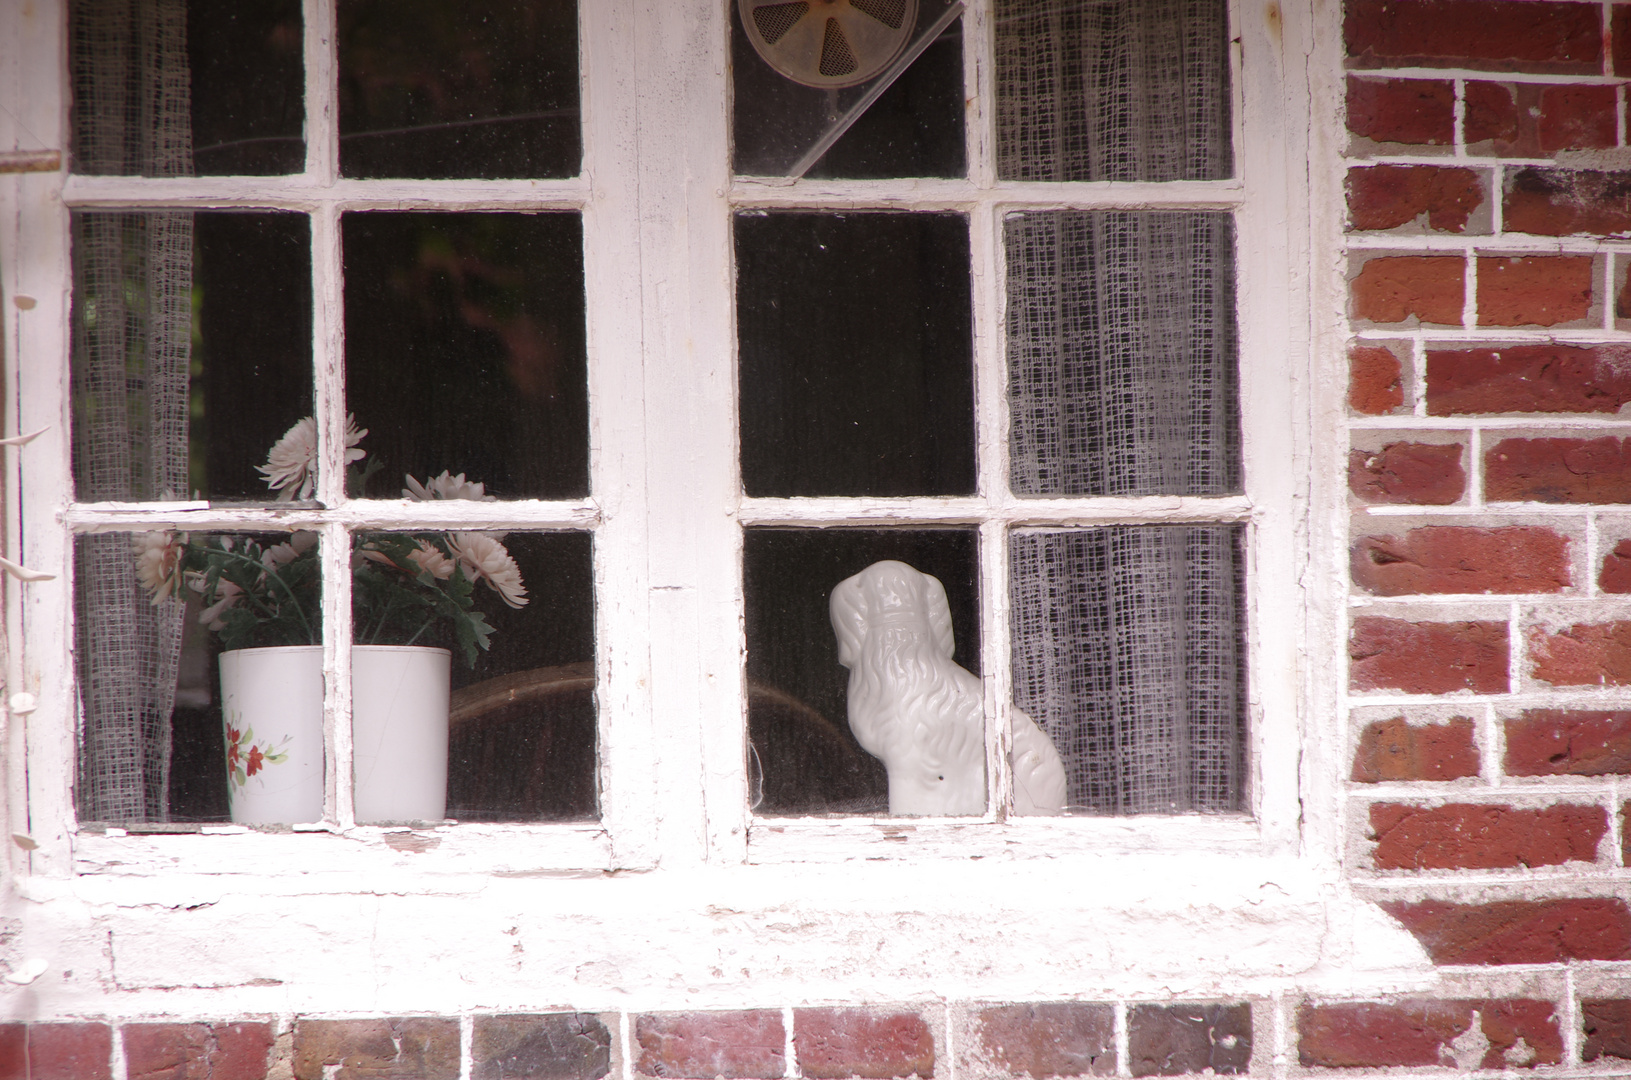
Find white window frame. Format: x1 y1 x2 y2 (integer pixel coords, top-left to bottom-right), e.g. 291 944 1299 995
0 0 1315 885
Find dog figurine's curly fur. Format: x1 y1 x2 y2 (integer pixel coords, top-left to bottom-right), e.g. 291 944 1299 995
830 560 1067 816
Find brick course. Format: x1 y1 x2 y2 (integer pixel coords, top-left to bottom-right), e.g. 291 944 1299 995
1350 526 1570 596
1348 346 1404 414
1349 617 1509 694
1380 898 1631 964
1298 1000 1561 1069
1529 622 1631 686
1504 709 1631 776
1347 166 1484 232
1351 716 1480 782
1426 343 1631 415
125 1022 274 1080
1368 802 1605 870
1348 443 1465 505
973 1003 1116 1078
294 1019 459 1080
1344 0 1601 73
1352 256 1464 325
1583 999 1631 1062
0 1023 113 1080
1505 168 1631 238
636 1012 785 1079
1476 256 1592 327
1126 1004 1250 1077
794 1009 934 1080
472 1014 612 1080
1346 77 1454 146
1485 437 1631 503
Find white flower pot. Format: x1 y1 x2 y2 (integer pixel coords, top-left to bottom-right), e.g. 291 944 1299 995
351 645 451 824
218 645 325 825
217 644 452 825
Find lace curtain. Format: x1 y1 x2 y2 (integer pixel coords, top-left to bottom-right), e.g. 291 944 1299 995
997 0 1244 813
69 0 193 821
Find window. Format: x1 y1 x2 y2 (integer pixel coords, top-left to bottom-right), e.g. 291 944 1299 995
5 0 1308 876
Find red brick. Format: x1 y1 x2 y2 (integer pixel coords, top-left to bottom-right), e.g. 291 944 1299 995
1349 346 1404 414
1529 622 1631 686
1351 526 1570 596
1352 256 1465 325
472 1014 611 1080
1506 168 1631 238
1485 436 1631 503
974 1003 1116 1078
1601 540 1631 592
1615 7 1631 77
1477 256 1592 327
1538 84 1618 153
1350 617 1509 694
1347 77 1455 146
1465 82 1520 147
1127 1004 1250 1077
795 1009 932 1080
294 1019 459 1080
1345 0 1601 73
636 1012 785 1079
1349 443 1465 505
1582 998 1631 1062
1351 716 1480 782
125 1022 274 1080
1369 802 1605 870
1619 260 1631 319
1380 897 1631 964
0 1023 114 1080
1348 166 1484 233
1505 710 1631 776
1298 1000 1561 1069
1427 343 1631 415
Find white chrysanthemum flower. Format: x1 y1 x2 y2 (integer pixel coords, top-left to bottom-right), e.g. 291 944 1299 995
403 471 495 502
258 415 367 500
132 531 182 604
197 579 245 630
449 533 528 608
261 531 318 571
407 540 456 580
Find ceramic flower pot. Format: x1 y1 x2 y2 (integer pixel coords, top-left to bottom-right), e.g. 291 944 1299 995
351 645 451 824
218 644 452 825
218 645 325 825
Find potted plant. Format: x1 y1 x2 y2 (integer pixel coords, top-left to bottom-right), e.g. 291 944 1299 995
134 416 528 825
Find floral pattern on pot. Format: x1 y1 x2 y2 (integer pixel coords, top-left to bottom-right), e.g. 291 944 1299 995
224 711 292 791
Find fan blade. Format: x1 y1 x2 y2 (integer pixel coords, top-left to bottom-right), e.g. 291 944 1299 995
751 1 811 46
819 17 859 78
849 0 907 30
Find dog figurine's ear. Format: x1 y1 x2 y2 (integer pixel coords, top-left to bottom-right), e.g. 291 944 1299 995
829 573 868 669
923 573 955 659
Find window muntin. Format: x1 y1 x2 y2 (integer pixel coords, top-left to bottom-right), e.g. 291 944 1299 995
735 0 1247 820
18 0 1305 868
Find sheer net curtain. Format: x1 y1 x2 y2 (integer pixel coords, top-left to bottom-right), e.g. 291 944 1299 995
70 0 193 821
995 0 1244 814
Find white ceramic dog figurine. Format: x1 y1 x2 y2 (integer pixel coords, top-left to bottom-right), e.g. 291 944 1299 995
830 560 1067 816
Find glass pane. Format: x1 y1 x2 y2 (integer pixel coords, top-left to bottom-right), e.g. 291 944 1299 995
337 0 580 179
1006 210 1238 497
744 528 978 816
737 212 974 497
1009 525 1245 815
77 530 325 824
71 211 313 503
71 0 305 176
994 0 1232 182
342 212 589 500
732 1 965 178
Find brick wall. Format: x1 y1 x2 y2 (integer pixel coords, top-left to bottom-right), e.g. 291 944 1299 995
1343 0 1631 1070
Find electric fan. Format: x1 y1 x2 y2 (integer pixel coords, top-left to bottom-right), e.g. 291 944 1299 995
738 0 921 89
